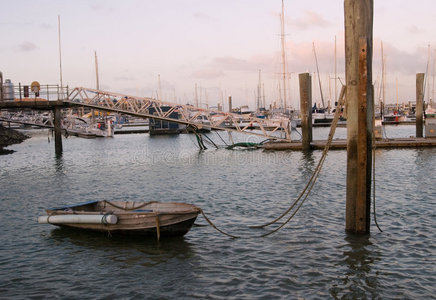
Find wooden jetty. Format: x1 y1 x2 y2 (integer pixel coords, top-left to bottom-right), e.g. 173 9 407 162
0 99 67 109
264 137 436 151
114 128 149 134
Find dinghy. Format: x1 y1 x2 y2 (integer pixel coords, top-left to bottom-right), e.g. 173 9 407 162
38 200 200 239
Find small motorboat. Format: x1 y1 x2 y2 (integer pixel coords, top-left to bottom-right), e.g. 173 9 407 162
38 200 200 239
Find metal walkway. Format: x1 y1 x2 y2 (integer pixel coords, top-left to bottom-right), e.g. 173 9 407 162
66 87 291 141
0 86 292 141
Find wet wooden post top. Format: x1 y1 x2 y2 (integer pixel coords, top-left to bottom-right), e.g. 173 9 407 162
299 73 312 150
228 96 232 113
416 73 425 138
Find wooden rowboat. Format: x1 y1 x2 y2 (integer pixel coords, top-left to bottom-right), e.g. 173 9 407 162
38 200 200 239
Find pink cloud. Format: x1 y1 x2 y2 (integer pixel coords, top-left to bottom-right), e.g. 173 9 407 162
18 41 38 52
39 23 52 29
288 11 332 30
210 55 275 73
90 4 113 12
191 69 224 79
373 39 429 75
192 12 213 22
407 25 422 34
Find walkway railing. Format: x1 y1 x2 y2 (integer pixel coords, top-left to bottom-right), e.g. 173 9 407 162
0 85 292 141
9 84 69 101
67 87 292 141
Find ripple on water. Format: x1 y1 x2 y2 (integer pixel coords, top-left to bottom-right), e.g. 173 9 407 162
0 132 435 299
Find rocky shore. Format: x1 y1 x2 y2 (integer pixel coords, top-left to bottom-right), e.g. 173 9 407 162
0 125 29 154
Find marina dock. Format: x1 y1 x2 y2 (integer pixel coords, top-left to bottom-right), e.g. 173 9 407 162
264 137 436 151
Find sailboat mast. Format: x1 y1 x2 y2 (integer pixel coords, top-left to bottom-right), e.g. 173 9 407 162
158 74 162 101
257 69 262 111
205 89 208 109
58 15 63 92
334 35 337 103
195 83 198 107
433 50 435 105
328 73 332 108
424 45 430 102
381 41 386 115
262 83 266 109
396 77 398 111
200 86 203 108
313 41 325 108
280 0 287 110
94 51 100 90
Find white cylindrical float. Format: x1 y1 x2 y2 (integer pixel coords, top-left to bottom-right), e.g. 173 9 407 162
38 214 118 225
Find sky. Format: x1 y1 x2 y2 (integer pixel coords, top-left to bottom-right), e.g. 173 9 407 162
1 0 435 110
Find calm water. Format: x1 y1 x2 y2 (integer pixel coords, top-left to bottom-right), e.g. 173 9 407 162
0 126 434 299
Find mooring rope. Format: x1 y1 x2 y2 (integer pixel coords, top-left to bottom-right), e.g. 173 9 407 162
200 148 328 238
259 153 328 237
371 114 383 233
215 130 229 146
200 209 240 239
251 85 346 231
202 133 220 149
372 144 383 233
195 132 207 150
102 200 157 211
199 86 347 238
186 124 207 150
382 123 392 140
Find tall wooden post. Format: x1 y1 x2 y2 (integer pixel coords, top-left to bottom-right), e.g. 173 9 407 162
416 73 425 138
53 106 63 156
228 96 232 113
344 0 374 234
0 71 3 101
299 73 312 150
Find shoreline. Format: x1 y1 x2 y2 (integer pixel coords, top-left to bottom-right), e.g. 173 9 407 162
0 125 29 154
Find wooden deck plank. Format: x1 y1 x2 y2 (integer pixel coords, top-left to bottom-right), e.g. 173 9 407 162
264 138 436 151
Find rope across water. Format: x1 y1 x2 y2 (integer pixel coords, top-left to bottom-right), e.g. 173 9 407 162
251 85 347 235
101 85 381 238
200 86 348 238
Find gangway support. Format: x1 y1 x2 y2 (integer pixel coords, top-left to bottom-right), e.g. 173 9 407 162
54 106 63 156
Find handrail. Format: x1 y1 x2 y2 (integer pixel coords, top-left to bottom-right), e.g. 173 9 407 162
11 84 69 101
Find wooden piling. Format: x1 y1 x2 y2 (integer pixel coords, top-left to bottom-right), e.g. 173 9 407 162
416 73 425 138
299 73 312 150
0 71 3 101
344 0 374 234
53 106 63 156
228 96 232 113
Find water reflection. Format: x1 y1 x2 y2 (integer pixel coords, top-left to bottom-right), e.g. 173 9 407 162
2 132 434 298
300 150 316 178
54 155 64 174
47 227 195 267
330 234 381 299
413 148 434 171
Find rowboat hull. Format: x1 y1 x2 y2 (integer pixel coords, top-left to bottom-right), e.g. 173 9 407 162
38 201 200 238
